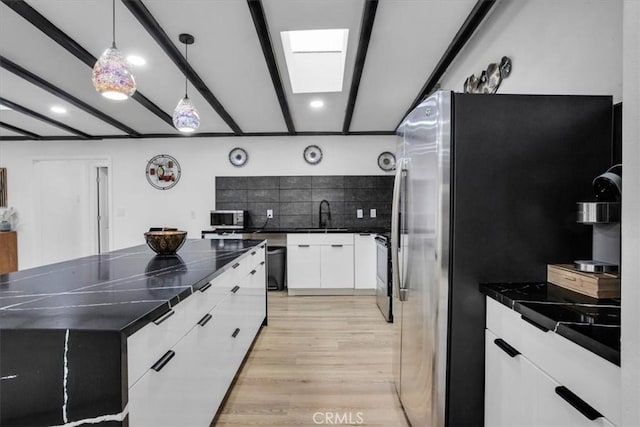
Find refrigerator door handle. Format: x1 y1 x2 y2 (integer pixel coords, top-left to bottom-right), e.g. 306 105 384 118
391 159 406 301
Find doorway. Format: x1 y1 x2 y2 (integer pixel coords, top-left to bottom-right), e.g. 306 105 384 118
34 159 110 266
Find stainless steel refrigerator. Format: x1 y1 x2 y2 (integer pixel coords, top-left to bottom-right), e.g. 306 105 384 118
391 91 613 426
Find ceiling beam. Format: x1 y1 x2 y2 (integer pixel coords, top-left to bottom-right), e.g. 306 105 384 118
0 130 397 141
397 0 497 128
0 121 42 139
0 56 140 136
122 0 244 135
247 0 295 135
1 0 174 128
342 0 378 134
0 97 91 138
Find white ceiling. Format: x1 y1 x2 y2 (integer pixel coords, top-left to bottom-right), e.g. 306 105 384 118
0 0 477 140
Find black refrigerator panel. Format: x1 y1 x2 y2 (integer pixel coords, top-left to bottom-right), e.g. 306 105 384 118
445 94 613 427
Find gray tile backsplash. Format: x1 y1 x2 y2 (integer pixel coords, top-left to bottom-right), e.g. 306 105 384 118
215 175 393 230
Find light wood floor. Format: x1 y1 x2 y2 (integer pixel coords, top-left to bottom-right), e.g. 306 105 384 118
215 292 409 426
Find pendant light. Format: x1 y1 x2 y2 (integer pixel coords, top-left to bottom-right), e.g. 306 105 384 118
91 0 136 100
173 33 200 133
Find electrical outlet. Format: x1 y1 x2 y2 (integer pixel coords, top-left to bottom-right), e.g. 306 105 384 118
267 209 273 218
370 209 377 218
356 209 363 219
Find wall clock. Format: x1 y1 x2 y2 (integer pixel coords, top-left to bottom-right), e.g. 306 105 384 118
145 154 181 190
377 152 396 171
303 145 323 165
229 147 248 167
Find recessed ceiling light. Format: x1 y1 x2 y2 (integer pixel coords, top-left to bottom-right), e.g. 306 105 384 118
127 55 146 66
310 100 324 109
50 106 67 114
0 104 12 111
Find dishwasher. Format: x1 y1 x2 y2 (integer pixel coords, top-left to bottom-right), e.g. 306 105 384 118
375 235 392 322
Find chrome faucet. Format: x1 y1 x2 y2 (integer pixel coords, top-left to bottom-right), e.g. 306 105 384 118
319 200 332 228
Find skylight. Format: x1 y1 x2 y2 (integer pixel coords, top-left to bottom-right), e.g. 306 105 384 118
280 29 349 94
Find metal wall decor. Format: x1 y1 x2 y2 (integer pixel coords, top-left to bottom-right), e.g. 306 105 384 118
464 56 512 94
229 148 248 167
145 154 181 190
303 145 323 165
377 152 396 171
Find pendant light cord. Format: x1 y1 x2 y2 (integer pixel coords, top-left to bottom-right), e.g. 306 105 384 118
111 0 116 48
184 43 188 98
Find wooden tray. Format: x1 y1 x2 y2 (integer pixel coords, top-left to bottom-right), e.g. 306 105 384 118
547 264 620 299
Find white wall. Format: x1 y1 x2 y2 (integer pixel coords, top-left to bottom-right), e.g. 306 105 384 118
0 135 395 269
622 1 640 425
439 0 623 102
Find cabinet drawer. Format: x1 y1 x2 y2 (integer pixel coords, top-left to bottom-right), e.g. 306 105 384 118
218 285 266 321
320 245 354 288
287 233 354 246
287 245 321 288
128 293 201 386
243 262 266 289
486 297 621 425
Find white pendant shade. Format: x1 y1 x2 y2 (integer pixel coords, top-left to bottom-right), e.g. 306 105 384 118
173 97 200 133
92 46 137 100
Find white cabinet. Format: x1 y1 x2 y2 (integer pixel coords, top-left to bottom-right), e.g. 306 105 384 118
320 244 354 288
354 233 377 291
128 244 266 427
485 297 619 427
287 244 321 288
287 234 355 294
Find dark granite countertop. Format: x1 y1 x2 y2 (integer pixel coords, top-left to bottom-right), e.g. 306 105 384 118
480 282 621 366
0 239 265 335
202 227 390 235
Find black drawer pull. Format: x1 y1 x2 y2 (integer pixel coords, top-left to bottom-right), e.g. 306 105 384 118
260 261 265 266
298 244 310 248
251 251 256 256
231 285 240 293
199 283 212 292
331 244 343 248
151 350 175 372
555 386 603 420
520 315 549 332
153 309 175 325
493 338 520 358
197 313 213 327
359 233 371 236
232 262 240 269
250 269 257 275
232 328 240 338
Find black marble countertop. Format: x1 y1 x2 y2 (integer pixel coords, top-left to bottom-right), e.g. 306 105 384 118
202 227 390 235
480 282 621 366
0 239 264 335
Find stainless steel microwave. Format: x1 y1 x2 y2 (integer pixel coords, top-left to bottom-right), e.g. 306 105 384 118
210 210 247 229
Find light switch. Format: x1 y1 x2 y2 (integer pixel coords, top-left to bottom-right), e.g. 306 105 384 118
370 209 377 218
357 209 363 218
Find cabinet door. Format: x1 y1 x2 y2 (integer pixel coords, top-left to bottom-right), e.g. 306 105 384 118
485 330 534 427
320 245 354 288
287 245 321 288
354 234 377 289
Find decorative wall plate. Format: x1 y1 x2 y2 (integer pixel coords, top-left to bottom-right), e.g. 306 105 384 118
229 148 248 167
377 152 396 171
303 145 323 165
146 154 181 190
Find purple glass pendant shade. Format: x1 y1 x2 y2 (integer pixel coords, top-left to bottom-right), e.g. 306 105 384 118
173 96 200 133
92 44 136 100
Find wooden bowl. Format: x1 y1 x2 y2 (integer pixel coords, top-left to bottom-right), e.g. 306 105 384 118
144 230 187 255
